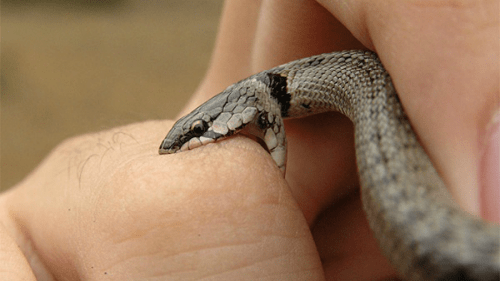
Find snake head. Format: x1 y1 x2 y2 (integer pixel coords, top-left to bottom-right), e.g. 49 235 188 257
159 117 211 154
159 73 287 173
159 86 260 154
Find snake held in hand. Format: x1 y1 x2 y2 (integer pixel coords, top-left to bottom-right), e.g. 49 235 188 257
159 50 499 280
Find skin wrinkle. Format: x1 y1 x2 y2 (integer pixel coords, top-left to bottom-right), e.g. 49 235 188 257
108 149 312 278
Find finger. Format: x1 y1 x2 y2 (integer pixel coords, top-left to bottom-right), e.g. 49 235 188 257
249 0 367 221
182 0 263 115
3 121 324 280
311 193 400 280
251 0 365 69
319 0 500 217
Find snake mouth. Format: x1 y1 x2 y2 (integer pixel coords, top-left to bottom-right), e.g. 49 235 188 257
158 138 181 154
158 148 178 154
158 145 179 154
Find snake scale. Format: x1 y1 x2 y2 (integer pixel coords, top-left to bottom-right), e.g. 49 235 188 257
159 50 500 280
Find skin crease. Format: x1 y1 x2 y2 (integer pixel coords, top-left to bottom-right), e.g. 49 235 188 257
0 0 498 280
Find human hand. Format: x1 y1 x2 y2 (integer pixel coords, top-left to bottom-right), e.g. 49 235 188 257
0 120 329 280
1 0 497 280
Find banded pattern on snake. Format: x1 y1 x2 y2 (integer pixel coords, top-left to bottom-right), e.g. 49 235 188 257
159 50 500 281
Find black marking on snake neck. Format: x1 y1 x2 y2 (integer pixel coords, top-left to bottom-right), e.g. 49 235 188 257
266 73 290 117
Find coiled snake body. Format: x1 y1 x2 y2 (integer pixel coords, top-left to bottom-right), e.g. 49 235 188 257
159 50 500 280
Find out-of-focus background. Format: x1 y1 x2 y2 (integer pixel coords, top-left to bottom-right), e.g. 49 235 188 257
1 0 224 191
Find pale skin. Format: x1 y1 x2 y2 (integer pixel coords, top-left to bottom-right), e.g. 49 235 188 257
0 0 498 280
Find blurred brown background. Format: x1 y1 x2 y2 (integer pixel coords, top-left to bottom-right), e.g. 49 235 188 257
1 0 224 191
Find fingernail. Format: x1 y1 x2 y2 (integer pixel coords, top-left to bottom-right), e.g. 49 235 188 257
480 110 500 223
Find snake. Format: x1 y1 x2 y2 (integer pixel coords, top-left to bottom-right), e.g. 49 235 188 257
159 50 500 281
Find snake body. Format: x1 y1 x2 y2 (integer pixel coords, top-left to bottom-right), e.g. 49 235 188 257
159 50 500 280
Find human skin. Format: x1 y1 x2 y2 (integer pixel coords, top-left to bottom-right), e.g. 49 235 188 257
0 0 498 280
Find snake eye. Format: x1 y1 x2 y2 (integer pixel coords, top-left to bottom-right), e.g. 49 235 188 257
190 120 207 137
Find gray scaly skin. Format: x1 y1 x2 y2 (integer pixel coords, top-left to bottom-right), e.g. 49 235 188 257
159 50 500 280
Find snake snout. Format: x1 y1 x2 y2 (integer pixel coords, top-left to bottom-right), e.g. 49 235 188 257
159 126 185 154
159 136 181 154
158 141 173 154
